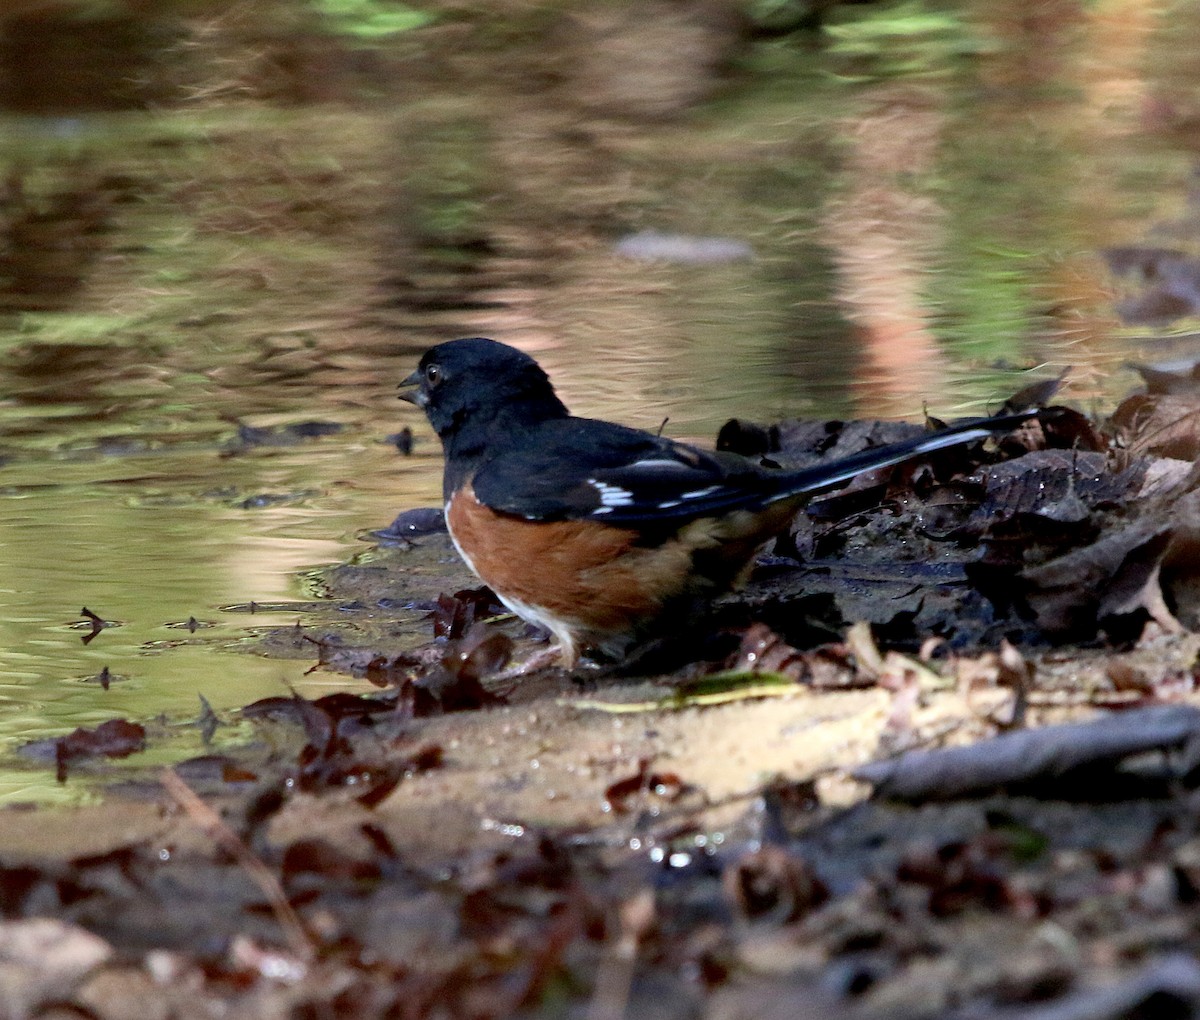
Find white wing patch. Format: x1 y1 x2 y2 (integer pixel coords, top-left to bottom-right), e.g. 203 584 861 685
654 486 722 510
587 479 729 516
590 480 635 507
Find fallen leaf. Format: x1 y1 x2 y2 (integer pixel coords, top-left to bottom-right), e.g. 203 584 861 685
1021 517 1177 638
723 846 828 924
1111 392 1200 460
432 587 507 640
604 758 687 815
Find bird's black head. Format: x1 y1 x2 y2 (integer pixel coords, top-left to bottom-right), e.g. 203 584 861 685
399 337 570 456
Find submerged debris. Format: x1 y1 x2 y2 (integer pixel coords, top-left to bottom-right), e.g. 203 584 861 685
20 718 148 783
220 418 344 455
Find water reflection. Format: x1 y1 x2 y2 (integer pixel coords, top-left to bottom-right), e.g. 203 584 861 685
0 0 1198 797
823 84 953 410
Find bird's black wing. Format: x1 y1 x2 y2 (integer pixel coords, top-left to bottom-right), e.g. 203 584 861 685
471 410 1038 526
470 417 768 525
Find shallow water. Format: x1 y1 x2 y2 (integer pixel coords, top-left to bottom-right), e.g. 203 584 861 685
0 0 1198 799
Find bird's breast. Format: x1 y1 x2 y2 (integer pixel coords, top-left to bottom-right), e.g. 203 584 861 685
445 484 702 638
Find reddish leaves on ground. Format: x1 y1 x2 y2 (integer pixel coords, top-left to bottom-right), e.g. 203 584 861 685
239 691 444 806
721 623 861 687
603 757 687 815
432 586 507 639
297 617 511 712
27 379 1200 1020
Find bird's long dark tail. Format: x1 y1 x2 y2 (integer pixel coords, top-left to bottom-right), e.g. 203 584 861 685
765 408 1038 504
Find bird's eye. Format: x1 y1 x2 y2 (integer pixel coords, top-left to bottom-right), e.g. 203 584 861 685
425 363 442 384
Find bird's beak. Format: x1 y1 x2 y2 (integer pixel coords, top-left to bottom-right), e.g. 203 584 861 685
397 369 426 407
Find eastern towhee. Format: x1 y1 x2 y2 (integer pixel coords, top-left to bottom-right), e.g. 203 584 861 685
399 337 1036 670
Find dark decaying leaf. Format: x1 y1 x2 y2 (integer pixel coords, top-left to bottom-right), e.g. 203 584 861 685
1020 517 1177 638
437 622 513 681
1018 405 1105 452
965 450 1157 628
285 693 443 803
280 838 382 884
715 417 783 458
401 668 496 716
239 687 444 804
171 754 258 786
0 864 52 915
975 450 1141 524
997 370 1070 414
723 845 828 924
398 624 511 716
298 692 383 752
1163 495 1200 631
1110 392 1200 460
892 835 1029 918
297 750 404 805
432 586 507 639
741 558 1003 654
718 414 982 476
300 633 426 687
253 693 376 772
24 719 148 782
298 740 442 809
293 618 512 715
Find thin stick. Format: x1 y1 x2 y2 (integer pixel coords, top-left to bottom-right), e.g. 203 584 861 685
161 768 314 962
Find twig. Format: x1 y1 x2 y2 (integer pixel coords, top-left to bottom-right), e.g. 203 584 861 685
161 768 314 962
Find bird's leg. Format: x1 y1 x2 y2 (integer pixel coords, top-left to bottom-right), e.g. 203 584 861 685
491 643 567 680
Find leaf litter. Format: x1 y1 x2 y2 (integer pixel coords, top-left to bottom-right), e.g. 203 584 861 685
17 380 1200 1018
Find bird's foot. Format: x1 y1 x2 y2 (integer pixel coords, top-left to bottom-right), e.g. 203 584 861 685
491 643 565 681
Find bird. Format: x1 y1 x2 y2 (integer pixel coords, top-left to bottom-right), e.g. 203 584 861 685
398 337 1037 670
